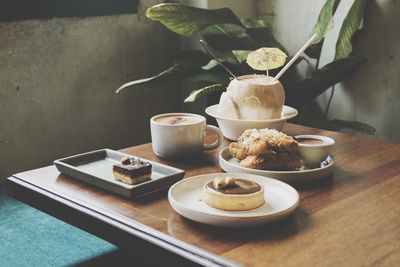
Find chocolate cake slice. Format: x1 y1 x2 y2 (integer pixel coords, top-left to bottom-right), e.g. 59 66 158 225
112 156 152 185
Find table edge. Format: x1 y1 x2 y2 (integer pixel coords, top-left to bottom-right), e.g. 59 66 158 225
7 175 241 267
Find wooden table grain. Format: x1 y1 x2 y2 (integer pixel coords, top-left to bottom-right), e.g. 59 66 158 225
7 123 400 267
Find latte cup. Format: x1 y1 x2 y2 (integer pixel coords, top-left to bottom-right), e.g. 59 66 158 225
150 113 223 159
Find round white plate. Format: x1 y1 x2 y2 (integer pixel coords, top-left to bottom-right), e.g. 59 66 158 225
168 173 299 227
219 147 334 183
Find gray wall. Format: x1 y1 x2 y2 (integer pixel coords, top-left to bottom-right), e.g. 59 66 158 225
256 0 400 143
0 1 180 181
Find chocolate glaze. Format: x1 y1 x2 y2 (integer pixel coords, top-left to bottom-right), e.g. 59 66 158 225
113 158 151 178
206 179 261 195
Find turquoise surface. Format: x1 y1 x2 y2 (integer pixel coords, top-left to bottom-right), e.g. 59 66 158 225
0 185 117 267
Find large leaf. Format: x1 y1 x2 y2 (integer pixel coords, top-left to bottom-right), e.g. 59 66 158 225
115 62 199 94
146 3 243 36
335 0 367 59
184 84 226 103
285 56 366 107
174 50 211 67
306 0 341 58
232 50 252 63
186 71 230 84
201 53 240 71
202 59 220 70
200 24 258 52
246 27 285 51
311 0 341 43
327 119 376 135
240 18 270 28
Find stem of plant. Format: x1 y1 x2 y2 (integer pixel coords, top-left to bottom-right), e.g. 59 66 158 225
315 56 320 71
323 85 335 123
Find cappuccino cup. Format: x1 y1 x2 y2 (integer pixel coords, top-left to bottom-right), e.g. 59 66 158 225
150 113 223 158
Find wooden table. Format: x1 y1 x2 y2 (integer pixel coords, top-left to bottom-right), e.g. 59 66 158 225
7 124 400 267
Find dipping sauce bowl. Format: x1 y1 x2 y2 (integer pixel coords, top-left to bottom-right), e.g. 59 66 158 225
295 135 335 166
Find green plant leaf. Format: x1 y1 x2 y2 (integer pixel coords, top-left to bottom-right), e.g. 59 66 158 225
306 0 341 58
186 71 230 84
202 59 220 70
239 18 284 50
327 119 376 135
146 3 243 36
115 62 199 94
312 0 341 43
174 50 211 67
201 53 240 70
285 56 366 107
200 24 258 52
240 18 270 28
232 50 252 63
335 0 367 60
184 84 225 103
246 27 285 51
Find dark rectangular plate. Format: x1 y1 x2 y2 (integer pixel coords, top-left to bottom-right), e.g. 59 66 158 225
54 149 185 198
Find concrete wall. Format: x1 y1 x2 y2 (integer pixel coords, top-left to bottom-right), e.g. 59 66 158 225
256 0 400 143
0 0 180 181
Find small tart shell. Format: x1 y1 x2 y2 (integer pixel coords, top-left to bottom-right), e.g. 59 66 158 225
202 179 265 211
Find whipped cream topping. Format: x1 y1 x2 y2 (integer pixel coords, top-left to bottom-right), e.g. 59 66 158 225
239 128 289 144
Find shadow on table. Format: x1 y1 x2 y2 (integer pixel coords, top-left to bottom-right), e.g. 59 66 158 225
293 174 335 191
74 248 202 267
167 207 310 245
197 207 308 241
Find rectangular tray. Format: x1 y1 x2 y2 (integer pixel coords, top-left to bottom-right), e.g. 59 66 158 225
54 149 185 198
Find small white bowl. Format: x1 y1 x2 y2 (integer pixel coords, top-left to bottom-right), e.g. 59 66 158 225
205 104 298 141
295 135 335 166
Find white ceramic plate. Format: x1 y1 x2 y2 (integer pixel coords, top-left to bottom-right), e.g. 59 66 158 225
168 173 299 227
219 147 334 183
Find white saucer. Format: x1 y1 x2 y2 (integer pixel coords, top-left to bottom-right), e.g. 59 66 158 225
219 147 334 183
168 173 299 227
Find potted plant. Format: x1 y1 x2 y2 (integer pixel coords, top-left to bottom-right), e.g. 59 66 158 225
116 0 374 135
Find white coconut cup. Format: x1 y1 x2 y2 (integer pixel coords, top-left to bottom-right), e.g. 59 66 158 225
205 104 298 141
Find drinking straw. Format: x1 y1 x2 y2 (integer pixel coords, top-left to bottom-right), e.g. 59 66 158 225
272 34 318 82
200 39 237 79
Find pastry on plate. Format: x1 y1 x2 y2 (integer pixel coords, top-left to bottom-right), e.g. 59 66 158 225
112 156 152 185
229 128 302 170
202 176 264 211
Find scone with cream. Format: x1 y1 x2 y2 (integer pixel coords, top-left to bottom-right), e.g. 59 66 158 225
202 176 264 211
229 128 302 170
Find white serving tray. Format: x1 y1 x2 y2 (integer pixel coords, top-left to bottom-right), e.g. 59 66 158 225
54 149 185 198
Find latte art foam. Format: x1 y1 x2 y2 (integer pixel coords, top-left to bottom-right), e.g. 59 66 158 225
155 115 201 125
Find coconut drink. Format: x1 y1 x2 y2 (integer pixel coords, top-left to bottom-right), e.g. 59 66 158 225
204 36 317 139
217 47 288 120
218 75 285 120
